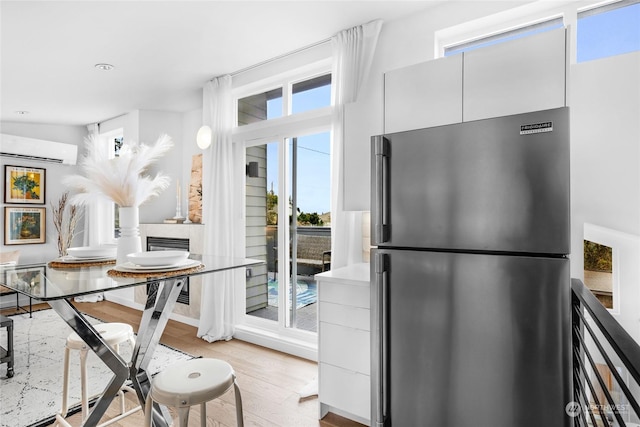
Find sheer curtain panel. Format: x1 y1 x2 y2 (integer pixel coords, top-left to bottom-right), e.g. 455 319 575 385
197 75 240 342
330 20 383 269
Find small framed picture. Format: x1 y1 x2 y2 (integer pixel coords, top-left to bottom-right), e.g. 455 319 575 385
4 207 46 245
4 165 46 204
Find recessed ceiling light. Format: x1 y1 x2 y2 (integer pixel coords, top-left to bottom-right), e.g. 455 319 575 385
94 63 115 71
14 110 29 115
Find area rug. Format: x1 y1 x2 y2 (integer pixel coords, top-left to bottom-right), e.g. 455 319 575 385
0 309 193 427
267 279 317 309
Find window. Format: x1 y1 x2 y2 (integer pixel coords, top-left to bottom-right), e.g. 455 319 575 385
444 17 564 56
236 68 332 341
584 239 614 309
236 73 331 126
577 0 640 62
238 88 282 126
291 74 331 114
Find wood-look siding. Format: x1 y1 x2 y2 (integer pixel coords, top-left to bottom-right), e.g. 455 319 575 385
245 145 269 312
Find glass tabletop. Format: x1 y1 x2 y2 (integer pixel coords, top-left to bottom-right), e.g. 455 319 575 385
0 255 263 301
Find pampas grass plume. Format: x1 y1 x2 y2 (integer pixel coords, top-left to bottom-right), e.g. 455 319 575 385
63 134 174 207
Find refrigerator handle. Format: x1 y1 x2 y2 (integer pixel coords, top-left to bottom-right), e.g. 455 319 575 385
372 253 388 426
372 136 390 244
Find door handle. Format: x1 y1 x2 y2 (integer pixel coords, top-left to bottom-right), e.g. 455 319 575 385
372 136 389 244
372 253 388 426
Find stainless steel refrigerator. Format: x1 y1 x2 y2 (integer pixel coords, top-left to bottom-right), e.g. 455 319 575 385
370 107 571 427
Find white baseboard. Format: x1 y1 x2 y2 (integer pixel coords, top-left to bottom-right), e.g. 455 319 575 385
233 324 318 362
102 296 316 360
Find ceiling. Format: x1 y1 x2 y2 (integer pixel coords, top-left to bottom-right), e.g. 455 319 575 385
0 1 442 127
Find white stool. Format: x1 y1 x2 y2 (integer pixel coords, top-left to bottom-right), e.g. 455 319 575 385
56 322 139 426
144 358 244 427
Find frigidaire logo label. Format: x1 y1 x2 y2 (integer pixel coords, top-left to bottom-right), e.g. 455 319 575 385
520 121 553 135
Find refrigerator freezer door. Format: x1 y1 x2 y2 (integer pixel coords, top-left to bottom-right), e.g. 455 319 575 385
371 108 570 255
371 248 571 427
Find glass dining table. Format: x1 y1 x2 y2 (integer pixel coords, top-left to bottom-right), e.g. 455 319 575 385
1 254 263 427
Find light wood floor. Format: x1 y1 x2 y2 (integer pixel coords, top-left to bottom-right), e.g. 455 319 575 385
2 301 364 427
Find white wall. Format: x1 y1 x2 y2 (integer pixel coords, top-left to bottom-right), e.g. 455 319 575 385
570 52 640 249
109 110 185 224
0 121 86 263
570 52 640 343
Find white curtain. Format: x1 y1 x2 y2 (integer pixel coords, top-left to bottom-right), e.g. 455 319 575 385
330 20 383 269
197 75 238 342
82 123 111 247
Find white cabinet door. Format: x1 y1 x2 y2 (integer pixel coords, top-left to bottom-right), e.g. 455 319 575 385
319 301 370 331
319 322 370 375
320 363 371 421
319 280 370 309
385 54 463 133
463 28 567 121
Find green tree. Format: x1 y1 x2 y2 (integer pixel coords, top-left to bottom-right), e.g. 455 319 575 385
584 240 612 272
266 190 278 225
297 210 324 226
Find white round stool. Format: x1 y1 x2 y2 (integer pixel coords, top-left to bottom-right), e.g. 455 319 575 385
57 322 137 425
144 358 244 427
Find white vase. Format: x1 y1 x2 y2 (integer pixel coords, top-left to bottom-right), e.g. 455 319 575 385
117 206 142 265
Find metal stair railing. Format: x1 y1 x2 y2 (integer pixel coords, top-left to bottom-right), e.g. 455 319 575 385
571 278 640 426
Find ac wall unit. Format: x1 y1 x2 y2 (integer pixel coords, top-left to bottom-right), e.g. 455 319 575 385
0 133 78 165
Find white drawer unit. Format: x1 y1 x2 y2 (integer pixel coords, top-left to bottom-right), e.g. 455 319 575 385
318 281 370 309
319 301 369 331
316 263 371 426
319 322 370 375
320 363 370 422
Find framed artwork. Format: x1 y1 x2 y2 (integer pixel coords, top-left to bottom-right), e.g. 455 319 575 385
4 207 46 245
4 165 46 204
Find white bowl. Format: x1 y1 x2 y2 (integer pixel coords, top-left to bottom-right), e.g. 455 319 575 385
126 250 190 267
67 246 117 259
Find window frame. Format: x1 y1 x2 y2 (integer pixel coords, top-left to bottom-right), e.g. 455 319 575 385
584 223 621 315
576 0 640 63
443 16 564 57
578 0 639 18
232 61 333 354
233 59 332 141
434 0 637 64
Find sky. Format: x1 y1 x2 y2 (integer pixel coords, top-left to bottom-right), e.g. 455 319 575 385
577 2 640 62
261 2 639 217
265 85 331 216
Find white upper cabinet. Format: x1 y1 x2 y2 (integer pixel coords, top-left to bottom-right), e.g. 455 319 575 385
384 54 463 133
463 28 567 121
383 28 567 132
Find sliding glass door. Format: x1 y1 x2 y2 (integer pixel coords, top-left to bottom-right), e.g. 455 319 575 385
288 132 331 331
245 131 330 333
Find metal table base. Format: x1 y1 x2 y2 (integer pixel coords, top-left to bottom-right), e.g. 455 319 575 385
48 277 185 427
